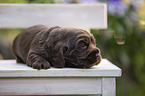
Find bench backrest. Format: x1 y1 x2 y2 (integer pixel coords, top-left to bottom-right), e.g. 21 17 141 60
0 4 107 29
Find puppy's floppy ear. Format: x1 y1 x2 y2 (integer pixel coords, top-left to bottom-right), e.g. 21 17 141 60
46 28 67 68
51 43 66 68
37 26 61 56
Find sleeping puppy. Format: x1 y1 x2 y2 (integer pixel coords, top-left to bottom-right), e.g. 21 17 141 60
12 25 101 69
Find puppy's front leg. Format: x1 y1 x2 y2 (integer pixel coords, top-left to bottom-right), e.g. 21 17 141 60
26 52 50 69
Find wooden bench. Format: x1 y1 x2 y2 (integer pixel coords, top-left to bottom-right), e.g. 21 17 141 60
0 4 121 96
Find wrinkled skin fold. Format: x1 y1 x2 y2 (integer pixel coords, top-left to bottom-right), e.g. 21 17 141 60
12 25 102 69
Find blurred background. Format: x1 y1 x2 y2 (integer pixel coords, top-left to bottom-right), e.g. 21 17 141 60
0 0 145 96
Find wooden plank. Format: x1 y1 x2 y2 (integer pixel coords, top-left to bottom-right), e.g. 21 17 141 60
0 59 121 77
102 78 116 96
0 4 107 29
0 77 102 95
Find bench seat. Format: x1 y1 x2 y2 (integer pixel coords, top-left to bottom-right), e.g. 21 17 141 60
0 59 121 95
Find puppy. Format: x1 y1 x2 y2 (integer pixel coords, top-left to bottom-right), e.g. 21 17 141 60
12 25 101 69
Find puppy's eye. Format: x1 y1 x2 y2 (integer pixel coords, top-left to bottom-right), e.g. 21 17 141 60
63 46 68 53
81 43 88 50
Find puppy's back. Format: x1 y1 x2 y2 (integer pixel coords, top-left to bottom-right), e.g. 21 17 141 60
12 25 48 63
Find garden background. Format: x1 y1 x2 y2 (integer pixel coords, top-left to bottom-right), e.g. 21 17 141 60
0 0 145 96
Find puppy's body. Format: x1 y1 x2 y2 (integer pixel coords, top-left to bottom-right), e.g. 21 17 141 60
12 25 101 69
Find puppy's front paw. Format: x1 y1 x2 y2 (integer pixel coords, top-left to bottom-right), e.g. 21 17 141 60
32 59 50 69
27 52 51 69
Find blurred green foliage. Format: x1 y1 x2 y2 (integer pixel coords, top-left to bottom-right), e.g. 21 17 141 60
0 29 21 59
0 0 145 96
0 0 27 3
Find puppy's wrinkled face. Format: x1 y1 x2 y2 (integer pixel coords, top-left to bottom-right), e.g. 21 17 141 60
63 29 101 68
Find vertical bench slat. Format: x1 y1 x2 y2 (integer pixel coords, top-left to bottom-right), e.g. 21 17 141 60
102 78 116 96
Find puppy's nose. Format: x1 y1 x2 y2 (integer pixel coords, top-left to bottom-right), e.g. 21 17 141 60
94 48 100 54
94 48 101 62
93 48 101 60
91 49 100 58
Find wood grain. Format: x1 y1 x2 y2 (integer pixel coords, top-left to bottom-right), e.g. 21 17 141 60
102 78 116 96
0 78 102 95
0 4 107 29
0 59 121 77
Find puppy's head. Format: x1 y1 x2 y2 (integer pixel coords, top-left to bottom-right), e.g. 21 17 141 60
62 28 102 68
47 27 101 68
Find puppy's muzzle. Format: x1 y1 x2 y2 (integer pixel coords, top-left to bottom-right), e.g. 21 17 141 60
87 48 101 64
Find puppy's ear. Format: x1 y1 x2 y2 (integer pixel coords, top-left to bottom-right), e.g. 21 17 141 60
45 27 67 68
51 43 65 68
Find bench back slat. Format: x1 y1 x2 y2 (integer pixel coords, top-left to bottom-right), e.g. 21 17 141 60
0 4 107 28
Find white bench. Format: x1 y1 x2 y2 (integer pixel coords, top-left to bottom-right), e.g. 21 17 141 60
0 4 121 96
